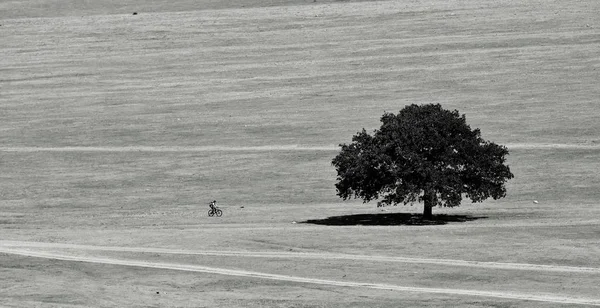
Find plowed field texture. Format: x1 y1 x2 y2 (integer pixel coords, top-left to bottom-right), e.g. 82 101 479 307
1 0 599 307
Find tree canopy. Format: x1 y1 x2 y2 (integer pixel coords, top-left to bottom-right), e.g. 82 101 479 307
332 104 514 219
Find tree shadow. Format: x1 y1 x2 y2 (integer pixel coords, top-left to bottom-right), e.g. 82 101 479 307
302 213 487 226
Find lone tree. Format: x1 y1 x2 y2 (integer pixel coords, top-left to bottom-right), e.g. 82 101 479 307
332 104 514 220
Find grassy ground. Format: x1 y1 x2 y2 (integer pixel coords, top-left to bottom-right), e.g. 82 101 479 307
1 0 600 307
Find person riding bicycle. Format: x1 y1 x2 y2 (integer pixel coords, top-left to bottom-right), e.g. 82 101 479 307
207 200 223 217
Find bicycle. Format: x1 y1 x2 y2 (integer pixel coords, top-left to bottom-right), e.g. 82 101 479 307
208 206 223 217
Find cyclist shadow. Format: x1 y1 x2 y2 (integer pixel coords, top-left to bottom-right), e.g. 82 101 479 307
302 213 486 226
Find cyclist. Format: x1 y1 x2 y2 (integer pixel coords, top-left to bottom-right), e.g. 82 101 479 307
209 200 217 210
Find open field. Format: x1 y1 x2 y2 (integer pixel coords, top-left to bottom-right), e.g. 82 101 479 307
1 0 600 307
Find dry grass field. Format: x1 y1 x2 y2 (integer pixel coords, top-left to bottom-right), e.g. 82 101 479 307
1 0 600 307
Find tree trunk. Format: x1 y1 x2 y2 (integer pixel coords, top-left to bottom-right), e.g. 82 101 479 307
423 190 435 220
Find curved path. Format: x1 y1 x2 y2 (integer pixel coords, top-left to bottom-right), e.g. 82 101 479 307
1 245 599 306
1 241 598 274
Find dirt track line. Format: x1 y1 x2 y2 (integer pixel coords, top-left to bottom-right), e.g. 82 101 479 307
1 143 599 152
0 145 338 152
505 143 600 150
1 247 599 306
2 241 598 274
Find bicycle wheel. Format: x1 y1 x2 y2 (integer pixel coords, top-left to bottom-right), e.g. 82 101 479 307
215 209 223 217
208 209 215 217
